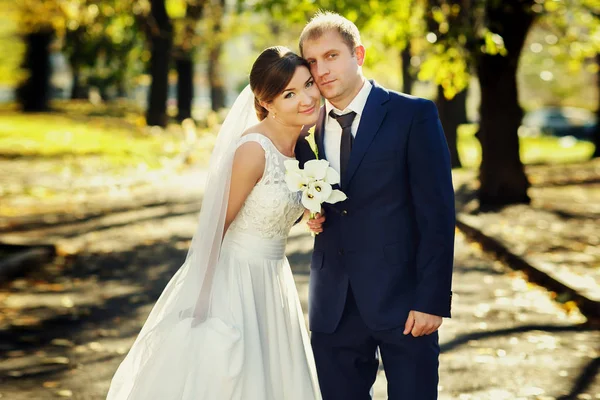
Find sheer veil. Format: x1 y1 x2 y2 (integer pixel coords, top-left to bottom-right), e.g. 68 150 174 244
107 85 259 398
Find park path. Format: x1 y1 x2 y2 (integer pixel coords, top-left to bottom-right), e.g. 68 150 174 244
0 206 598 399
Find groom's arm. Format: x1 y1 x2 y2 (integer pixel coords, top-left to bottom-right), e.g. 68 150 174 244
406 99 455 319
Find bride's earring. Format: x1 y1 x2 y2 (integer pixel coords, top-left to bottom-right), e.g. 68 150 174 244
272 112 276 119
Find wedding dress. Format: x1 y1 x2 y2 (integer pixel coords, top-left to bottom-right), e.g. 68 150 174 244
106 87 321 400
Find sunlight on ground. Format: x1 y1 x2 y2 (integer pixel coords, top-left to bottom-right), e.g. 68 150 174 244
457 124 595 169
0 113 594 176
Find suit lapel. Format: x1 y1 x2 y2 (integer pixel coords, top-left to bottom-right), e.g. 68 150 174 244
343 83 389 189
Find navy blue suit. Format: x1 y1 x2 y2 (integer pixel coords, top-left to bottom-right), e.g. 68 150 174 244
295 81 455 400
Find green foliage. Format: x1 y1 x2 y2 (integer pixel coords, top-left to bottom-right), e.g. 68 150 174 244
0 1 25 86
9 0 150 97
249 0 426 91
423 0 600 100
0 111 176 169
61 1 147 97
534 0 600 69
519 22 597 110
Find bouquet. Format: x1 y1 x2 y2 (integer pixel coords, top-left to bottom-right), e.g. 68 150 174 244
284 159 347 234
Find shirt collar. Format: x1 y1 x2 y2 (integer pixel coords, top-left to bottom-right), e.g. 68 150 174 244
325 79 373 119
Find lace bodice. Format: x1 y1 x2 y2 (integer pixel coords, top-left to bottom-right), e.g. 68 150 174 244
227 133 305 240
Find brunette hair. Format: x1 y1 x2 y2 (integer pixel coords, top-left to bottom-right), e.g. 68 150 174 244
249 46 309 120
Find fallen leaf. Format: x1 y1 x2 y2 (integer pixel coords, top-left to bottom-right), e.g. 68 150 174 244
42 357 70 365
51 338 75 347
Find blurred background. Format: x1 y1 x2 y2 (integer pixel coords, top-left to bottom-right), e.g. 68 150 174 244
0 1 599 399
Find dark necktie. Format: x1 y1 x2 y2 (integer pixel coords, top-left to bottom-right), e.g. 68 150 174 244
329 110 357 187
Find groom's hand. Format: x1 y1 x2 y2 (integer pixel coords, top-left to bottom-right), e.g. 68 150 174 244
307 211 325 234
403 310 442 337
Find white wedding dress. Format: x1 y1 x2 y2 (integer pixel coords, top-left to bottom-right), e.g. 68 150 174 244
107 133 321 400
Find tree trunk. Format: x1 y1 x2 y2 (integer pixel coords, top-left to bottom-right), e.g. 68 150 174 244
208 44 225 111
437 85 467 168
18 30 53 112
175 1 204 122
476 1 534 208
176 57 194 121
401 44 414 94
146 0 173 127
593 53 600 158
70 59 89 100
71 67 85 99
208 0 226 111
68 28 87 100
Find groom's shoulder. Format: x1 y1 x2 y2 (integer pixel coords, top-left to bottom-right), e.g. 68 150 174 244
372 81 434 112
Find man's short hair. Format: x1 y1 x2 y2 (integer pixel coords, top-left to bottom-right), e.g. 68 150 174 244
299 11 362 56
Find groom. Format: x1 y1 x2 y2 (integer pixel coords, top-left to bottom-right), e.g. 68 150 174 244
295 12 455 400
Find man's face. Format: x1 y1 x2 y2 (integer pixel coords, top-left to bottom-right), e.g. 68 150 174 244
302 30 365 109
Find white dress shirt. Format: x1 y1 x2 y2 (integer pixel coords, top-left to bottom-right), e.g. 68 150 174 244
324 80 373 175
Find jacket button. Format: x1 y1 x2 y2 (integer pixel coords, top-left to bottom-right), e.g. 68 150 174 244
341 210 348 216
338 249 344 256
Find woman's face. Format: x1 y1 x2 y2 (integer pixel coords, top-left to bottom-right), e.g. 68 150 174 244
265 66 321 127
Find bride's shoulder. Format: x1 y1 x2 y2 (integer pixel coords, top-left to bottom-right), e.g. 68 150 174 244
235 125 268 157
233 137 266 175
241 122 267 138
238 126 272 150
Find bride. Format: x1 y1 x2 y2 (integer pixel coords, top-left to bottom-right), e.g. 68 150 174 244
106 46 322 399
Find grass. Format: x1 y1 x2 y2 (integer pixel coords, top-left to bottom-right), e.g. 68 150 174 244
457 124 595 169
0 113 173 168
0 108 594 173
0 99 220 174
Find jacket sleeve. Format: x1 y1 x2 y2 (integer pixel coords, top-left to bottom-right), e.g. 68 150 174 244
406 99 455 318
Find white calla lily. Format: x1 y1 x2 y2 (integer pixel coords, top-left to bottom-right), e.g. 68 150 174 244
285 170 308 192
324 167 341 185
283 158 348 223
326 189 347 204
284 160 308 192
310 180 333 203
283 159 301 174
301 185 322 213
303 159 330 180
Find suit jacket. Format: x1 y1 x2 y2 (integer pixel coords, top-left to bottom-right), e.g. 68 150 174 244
295 81 455 333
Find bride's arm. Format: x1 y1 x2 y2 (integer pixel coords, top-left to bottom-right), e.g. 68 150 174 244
224 142 265 235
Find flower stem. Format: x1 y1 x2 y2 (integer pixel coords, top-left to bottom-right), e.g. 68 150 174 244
309 212 318 237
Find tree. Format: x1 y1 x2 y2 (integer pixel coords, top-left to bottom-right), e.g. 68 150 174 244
401 44 415 94
17 29 54 111
428 0 600 204
0 2 25 88
62 1 146 100
146 0 173 127
516 0 600 155
206 0 227 111
14 1 63 111
171 0 207 121
570 1 600 158
595 53 600 158
476 0 534 206
420 0 534 206
424 0 470 169
14 0 147 107
436 85 467 168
